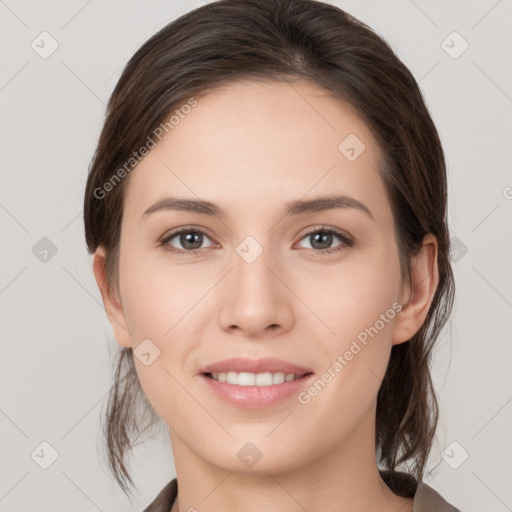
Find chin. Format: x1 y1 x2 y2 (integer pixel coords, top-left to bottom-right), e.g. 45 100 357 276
203 440 310 476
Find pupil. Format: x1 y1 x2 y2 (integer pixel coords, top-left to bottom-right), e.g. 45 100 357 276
312 231 332 249
182 231 202 249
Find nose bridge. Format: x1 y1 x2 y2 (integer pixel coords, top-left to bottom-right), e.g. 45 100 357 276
233 236 280 308
235 241 276 296
218 237 293 335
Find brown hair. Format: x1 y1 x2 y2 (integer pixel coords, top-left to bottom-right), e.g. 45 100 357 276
84 0 455 496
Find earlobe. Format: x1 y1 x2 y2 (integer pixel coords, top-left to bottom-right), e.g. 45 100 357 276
391 234 439 346
92 246 132 348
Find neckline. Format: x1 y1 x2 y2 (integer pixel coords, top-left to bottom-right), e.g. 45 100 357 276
143 470 419 511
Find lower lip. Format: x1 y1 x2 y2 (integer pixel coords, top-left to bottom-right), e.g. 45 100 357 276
199 373 314 409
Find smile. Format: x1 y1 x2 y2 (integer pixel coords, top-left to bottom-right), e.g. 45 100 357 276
205 371 309 386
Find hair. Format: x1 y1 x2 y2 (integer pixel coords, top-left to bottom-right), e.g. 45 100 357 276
84 0 455 496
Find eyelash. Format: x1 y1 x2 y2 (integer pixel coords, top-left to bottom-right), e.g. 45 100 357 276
159 225 354 256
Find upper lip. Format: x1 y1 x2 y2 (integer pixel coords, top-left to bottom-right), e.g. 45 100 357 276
198 357 312 376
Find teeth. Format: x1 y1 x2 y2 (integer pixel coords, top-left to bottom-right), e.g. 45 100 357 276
209 371 303 386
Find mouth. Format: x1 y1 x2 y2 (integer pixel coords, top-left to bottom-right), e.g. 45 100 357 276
199 361 315 408
203 371 313 387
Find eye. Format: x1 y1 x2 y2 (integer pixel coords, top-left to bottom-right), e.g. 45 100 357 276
296 227 354 255
160 227 216 254
159 225 354 255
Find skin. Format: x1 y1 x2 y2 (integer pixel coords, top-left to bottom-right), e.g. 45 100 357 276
93 79 439 512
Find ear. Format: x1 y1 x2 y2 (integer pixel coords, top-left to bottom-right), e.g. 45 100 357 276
92 246 132 348
392 234 439 345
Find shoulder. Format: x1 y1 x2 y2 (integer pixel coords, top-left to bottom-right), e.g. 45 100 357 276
142 478 178 512
413 480 462 512
379 470 462 512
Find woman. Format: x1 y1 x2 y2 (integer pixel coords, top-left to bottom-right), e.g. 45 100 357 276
84 0 460 510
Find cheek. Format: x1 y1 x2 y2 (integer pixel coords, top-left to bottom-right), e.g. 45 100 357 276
121 269 204 425
307 247 401 401
119 246 206 340
116 247 202 407
310 247 401 342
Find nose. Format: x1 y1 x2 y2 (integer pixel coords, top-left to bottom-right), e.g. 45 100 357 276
217 244 294 337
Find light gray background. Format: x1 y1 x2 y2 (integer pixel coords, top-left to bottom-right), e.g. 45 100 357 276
1 0 511 510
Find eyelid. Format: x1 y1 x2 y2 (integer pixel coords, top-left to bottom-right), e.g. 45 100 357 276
297 224 353 242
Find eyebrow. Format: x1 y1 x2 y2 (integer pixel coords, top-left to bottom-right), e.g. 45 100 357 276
140 194 374 221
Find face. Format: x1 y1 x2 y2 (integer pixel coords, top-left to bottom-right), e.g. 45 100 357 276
101 79 416 474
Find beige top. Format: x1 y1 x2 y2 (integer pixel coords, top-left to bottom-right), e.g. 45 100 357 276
142 471 462 512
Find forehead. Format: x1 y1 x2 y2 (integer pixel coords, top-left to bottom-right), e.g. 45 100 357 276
124 79 391 223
